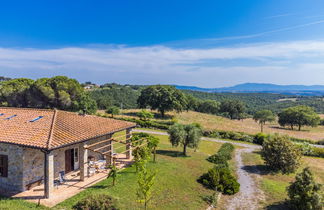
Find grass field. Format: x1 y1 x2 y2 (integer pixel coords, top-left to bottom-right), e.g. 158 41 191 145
177 111 324 142
0 132 228 210
101 109 324 142
241 151 324 208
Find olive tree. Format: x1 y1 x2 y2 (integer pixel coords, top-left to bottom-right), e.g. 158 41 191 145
168 123 202 156
261 134 302 174
253 110 275 132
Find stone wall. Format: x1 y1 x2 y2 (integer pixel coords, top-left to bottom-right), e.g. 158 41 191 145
86 134 113 160
0 143 24 192
22 148 44 191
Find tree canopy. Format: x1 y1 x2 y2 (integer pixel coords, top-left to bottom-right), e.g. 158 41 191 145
278 105 320 131
168 123 202 156
106 106 120 117
0 76 97 114
219 100 245 120
253 110 275 132
137 85 187 117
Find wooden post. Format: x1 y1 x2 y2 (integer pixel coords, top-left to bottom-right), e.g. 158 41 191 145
44 151 54 199
126 128 133 159
106 135 113 167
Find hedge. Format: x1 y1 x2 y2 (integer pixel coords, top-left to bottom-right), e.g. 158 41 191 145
203 130 323 146
199 143 240 195
207 143 235 165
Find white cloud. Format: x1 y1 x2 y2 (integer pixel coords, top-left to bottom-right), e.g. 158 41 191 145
0 40 324 87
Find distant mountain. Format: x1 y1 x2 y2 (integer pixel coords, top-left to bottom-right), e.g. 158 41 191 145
175 83 324 96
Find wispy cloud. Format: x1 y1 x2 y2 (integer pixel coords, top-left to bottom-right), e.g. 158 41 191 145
204 19 324 42
0 40 324 86
264 13 294 19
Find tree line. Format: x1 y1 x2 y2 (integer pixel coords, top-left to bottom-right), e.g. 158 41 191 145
0 76 97 114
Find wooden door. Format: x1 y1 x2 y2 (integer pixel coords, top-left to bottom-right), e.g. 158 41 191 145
65 149 74 173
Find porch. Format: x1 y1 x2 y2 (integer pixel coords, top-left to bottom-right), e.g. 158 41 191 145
13 154 132 207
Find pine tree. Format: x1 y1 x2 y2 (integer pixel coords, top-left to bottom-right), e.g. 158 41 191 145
287 167 323 210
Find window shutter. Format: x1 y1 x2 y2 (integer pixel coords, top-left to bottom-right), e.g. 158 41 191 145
3 155 8 177
0 155 8 177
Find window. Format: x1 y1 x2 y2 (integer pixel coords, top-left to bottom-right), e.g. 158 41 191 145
0 155 8 177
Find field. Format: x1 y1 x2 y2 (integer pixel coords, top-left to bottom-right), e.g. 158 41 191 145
242 151 324 208
103 109 324 142
0 133 228 210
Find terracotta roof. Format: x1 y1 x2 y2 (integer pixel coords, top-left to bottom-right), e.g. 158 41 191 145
0 107 136 150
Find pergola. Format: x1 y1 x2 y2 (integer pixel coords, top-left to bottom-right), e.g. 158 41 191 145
43 128 148 199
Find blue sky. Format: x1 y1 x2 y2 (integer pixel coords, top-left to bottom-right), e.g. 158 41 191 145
1 0 324 87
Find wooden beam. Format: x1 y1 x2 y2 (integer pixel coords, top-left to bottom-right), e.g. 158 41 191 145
94 144 111 152
86 147 114 158
119 142 148 154
85 138 112 149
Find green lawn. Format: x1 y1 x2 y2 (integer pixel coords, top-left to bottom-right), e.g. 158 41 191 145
1 132 227 210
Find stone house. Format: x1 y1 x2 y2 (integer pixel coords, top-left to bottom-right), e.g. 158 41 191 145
0 107 136 198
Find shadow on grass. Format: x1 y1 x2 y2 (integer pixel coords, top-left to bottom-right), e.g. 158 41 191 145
121 112 138 117
241 165 272 175
266 201 291 210
269 126 309 132
156 150 188 157
89 185 112 190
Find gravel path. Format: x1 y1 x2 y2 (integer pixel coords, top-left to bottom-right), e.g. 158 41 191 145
225 148 265 210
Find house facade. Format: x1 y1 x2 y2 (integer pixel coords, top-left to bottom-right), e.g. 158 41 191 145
0 107 136 198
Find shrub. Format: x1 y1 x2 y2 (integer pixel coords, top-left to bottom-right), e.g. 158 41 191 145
136 110 154 121
308 147 324 158
73 194 118 210
253 133 268 145
198 165 240 195
207 143 234 164
261 134 302 174
207 154 229 166
287 167 322 210
320 119 324 126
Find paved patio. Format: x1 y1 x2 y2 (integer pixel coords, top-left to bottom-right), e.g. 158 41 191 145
12 154 132 207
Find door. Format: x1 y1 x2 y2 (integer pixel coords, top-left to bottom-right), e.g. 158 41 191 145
65 148 79 173
65 149 74 173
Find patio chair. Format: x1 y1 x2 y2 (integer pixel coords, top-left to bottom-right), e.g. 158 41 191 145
58 171 66 183
54 171 66 188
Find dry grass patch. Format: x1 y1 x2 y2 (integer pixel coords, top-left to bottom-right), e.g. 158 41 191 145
176 111 324 141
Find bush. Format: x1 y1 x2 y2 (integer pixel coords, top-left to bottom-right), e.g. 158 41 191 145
207 143 234 164
287 167 322 210
261 134 302 174
197 165 240 195
115 117 172 130
253 133 268 145
136 110 154 121
320 119 324 125
73 194 118 210
307 147 324 158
